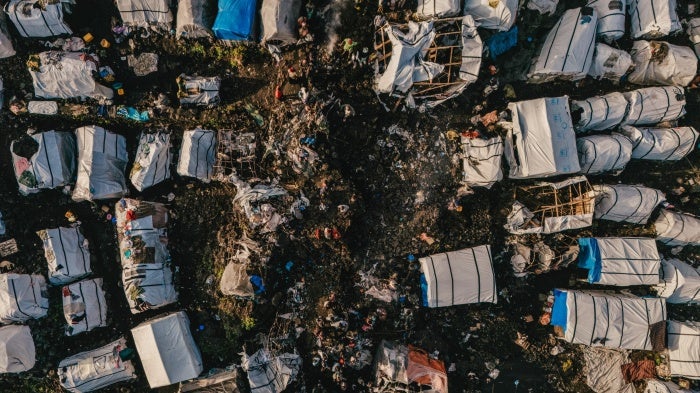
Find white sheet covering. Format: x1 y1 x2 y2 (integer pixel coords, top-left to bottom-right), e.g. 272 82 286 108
130 131 171 191
0 325 35 373
628 41 698 86
261 0 301 45
667 320 700 379
622 86 686 126
62 278 107 336
572 92 628 133
587 237 660 286
416 0 460 18
587 0 625 41
29 51 112 100
461 135 503 189
656 258 700 304
620 126 699 160
5 0 72 37
0 273 48 323
11 130 76 195
0 12 15 59
72 126 128 202
504 97 580 179
38 226 90 285
176 0 213 38
131 311 203 388
242 349 301 393
655 209 700 247
583 348 634 393
593 184 665 224
177 128 216 182
177 75 221 106
587 43 632 81
116 0 173 28
576 133 632 175
58 337 136 393
463 0 517 31
419 245 497 307
629 0 681 39
27 101 58 114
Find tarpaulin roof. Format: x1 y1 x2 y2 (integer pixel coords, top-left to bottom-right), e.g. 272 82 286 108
577 237 660 286
212 0 257 41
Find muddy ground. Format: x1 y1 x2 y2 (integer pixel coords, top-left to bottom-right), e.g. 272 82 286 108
0 0 699 392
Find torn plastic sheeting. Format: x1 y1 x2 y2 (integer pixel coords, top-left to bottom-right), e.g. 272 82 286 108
117 107 150 122
527 0 558 14
231 177 288 230
582 347 634 393
358 269 398 303
242 349 301 393
628 41 697 86
220 263 254 297
587 43 632 82
374 340 448 393
461 135 503 189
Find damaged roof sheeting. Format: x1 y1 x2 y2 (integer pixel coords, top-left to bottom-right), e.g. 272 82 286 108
593 184 665 225
58 337 136 393
0 12 15 59
655 209 700 247
416 0 460 18
176 0 215 38
587 43 633 82
576 133 632 175
374 340 448 393
571 92 628 133
0 273 48 323
374 15 482 108
261 0 301 46
628 0 681 39
419 245 497 308
656 258 700 304
61 278 108 336
177 74 221 106
116 0 173 28
550 289 666 350
72 126 128 202
506 176 596 234
29 51 113 100
0 325 35 374
586 0 625 42
130 131 171 192
667 320 700 379
37 226 91 286
11 130 76 195
577 237 660 286
628 41 698 86
619 126 699 161
242 349 301 393
177 128 216 182
622 86 686 126
528 7 597 83
461 135 503 189
463 0 517 31
504 97 580 179
5 0 72 38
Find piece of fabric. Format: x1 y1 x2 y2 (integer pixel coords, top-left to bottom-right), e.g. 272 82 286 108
485 26 518 59
583 347 632 393
648 320 666 352
212 0 257 40
29 51 112 100
621 360 656 383
58 338 136 393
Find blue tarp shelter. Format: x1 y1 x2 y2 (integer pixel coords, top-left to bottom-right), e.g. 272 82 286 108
212 0 257 40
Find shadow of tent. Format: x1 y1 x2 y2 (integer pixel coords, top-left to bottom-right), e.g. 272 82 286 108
220 77 267 103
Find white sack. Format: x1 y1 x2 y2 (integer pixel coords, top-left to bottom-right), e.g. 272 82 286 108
629 0 681 39
461 135 503 189
62 278 107 336
622 86 686 126
619 126 699 160
5 0 71 37
242 349 301 393
587 43 632 81
116 0 172 28
72 126 128 202
688 18 700 59
572 92 628 132
130 131 171 191
220 263 254 297
463 0 517 31
593 184 665 224
177 74 221 106
655 209 700 247
0 273 48 323
645 380 699 393
0 325 34 373
586 0 625 41
416 0 460 18
176 0 213 38
628 41 698 86
11 130 76 195
576 133 632 175
0 12 15 59
29 51 112 100
58 338 136 393
38 226 90 285
656 258 700 304
667 320 700 379
261 0 301 45
177 128 216 182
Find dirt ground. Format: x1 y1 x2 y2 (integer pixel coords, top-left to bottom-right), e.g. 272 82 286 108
0 0 699 392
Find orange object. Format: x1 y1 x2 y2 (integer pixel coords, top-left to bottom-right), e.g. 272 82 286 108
274 85 283 100
83 33 94 43
100 39 110 48
117 88 125 96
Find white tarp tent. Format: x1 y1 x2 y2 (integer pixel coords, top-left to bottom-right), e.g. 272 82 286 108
62 278 107 336
131 311 203 388
577 237 660 286
0 325 34 373
587 43 632 82
5 0 72 37
461 135 503 189
0 12 15 59
655 209 700 247
656 258 700 304
622 86 686 126
645 380 699 393
620 126 698 161
177 74 221 106
688 18 700 59
116 0 173 28
176 0 214 38
0 273 48 323
576 133 632 175
628 41 697 86
463 0 517 31
419 245 496 307
37 226 90 285
572 92 628 132
550 289 666 350
528 7 597 83
116 198 178 313
629 0 681 39
261 0 301 45
587 0 625 41
667 320 700 379
416 0 460 18
130 131 171 192
504 97 580 179
11 130 76 195
72 126 128 202
593 184 665 224
242 349 301 393
29 51 113 100
58 337 137 393
177 128 216 182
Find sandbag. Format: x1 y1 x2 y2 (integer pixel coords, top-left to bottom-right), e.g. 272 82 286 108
628 41 697 86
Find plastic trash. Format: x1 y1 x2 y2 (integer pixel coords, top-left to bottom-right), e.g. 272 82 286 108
250 275 265 294
0 212 5 236
116 106 149 122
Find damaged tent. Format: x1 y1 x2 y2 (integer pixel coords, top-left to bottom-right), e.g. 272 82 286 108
72 126 128 202
506 176 596 234
419 245 497 307
0 273 48 323
11 130 76 195
620 126 698 161
550 289 666 350
504 97 580 179
655 209 700 247
628 41 697 86
622 86 686 126
374 340 448 393
656 258 700 304
176 0 214 38
28 51 113 100
667 320 700 379
571 92 628 133
645 380 699 393
416 0 460 18
0 325 34 373
177 74 221 106
61 278 107 336
587 43 632 82
586 0 625 42
37 226 90 285
629 0 681 39
116 0 173 28
131 311 203 388
528 7 597 83
212 0 257 41
242 349 301 393
463 0 517 31
461 135 503 189
5 0 72 38
177 128 216 182
58 337 136 393
0 12 15 58
593 184 665 224
260 0 301 45
130 131 171 192
576 133 632 175
116 199 177 313
577 237 660 286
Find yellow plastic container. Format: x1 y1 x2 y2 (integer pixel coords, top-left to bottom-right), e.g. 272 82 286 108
117 88 125 96
83 33 94 43
100 39 110 48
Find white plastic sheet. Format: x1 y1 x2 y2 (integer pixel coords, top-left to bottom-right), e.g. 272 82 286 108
645 380 699 393
73 126 128 202
29 51 112 100
587 43 632 81
62 278 107 336
576 133 632 175
571 92 628 132
177 128 216 182
116 0 173 28
629 0 681 39
130 131 171 191
177 74 221 106
586 0 625 41
5 0 72 38
0 273 48 323
622 86 686 126
11 130 76 195
585 237 660 286
242 349 301 393
667 320 700 379
261 0 301 45
463 0 517 31
656 258 700 304
176 0 214 38
416 0 460 18
655 209 700 247
27 101 58 114
593 184 665 224
58 338 136 393
0 325 35 373
688 17 700 59
628 41 697 86
461 135 503 189
38 226 91 285
620 126 698 161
